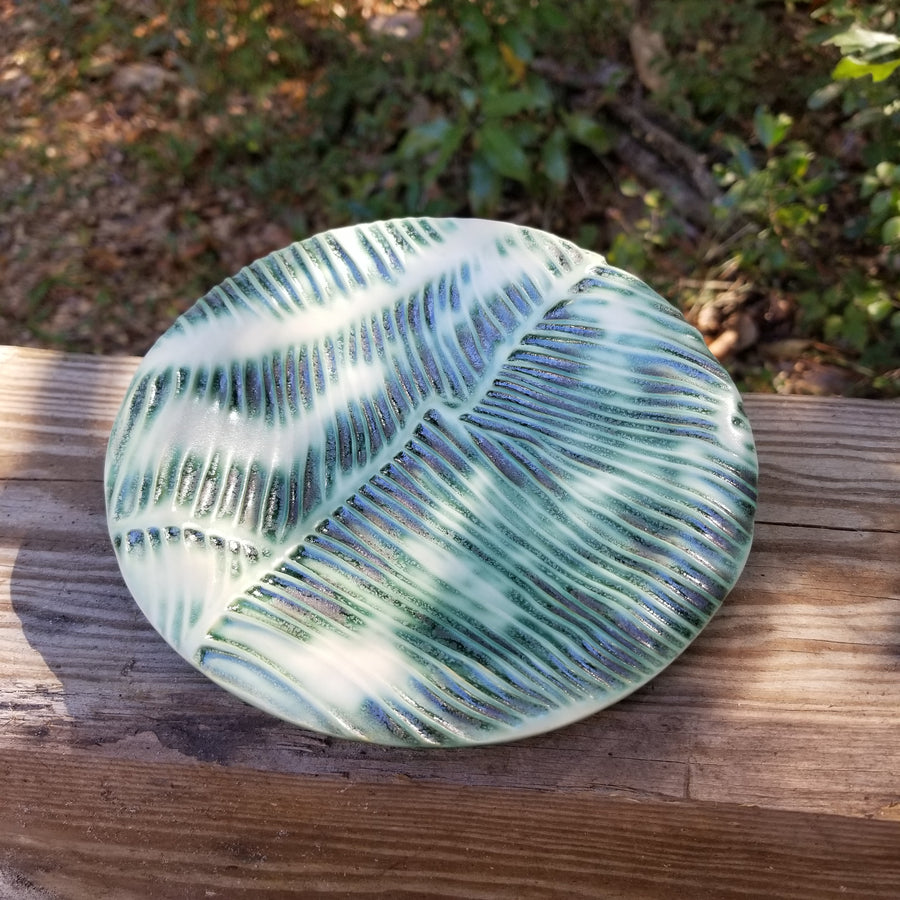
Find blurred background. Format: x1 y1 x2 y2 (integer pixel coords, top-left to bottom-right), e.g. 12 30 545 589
1 0 898 395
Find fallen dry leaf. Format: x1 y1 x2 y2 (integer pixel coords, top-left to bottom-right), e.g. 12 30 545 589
629 22 669 94
773 360 861 396
111 62 176 95
706 312 759 360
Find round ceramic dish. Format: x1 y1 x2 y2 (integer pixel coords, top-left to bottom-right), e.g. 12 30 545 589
105 218 758 747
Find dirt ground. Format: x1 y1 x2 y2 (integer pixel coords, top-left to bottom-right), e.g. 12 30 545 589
1 1 307 356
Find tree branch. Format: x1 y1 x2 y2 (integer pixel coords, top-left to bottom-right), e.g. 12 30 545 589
532 57 721 228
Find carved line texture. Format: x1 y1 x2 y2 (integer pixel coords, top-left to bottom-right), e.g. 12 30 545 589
106 218 758 747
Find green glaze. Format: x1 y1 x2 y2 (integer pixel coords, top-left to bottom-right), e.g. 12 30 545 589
105 218 757 746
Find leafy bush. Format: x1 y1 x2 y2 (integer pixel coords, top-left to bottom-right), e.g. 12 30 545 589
645 0 900 388
7 0 899 392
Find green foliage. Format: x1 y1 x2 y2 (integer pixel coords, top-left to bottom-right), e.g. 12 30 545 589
825 22 900 82
714 113 833 277
648 1 814 125
396 1 560 214
810 5 900 254
797 274 900 368
861 161 900 245
643 0 899 380
607 183 683 274
802 2 900 369
15 0 900 391
390 1 630 216
810 3 900 161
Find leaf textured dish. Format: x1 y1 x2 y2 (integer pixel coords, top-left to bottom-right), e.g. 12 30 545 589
105 218 757 747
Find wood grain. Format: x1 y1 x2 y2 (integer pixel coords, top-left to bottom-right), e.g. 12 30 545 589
1 345 899 897
3 748 900 900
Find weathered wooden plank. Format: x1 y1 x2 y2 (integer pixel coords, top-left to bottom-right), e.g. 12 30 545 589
1 347 898 819
3 516 898 817
747 393 900 531
2 748 899 900
1 344 899 896
0 347 136 483
2 347 899 527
